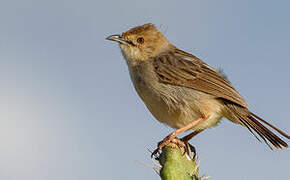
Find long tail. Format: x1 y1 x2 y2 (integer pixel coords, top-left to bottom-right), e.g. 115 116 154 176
225 103 289 150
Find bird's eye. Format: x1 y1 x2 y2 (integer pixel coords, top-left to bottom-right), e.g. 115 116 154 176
137 37 144 44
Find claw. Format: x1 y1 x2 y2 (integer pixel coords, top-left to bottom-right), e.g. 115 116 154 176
184 142 196 160
151 137 188 159
151 148 160 159
151 136 197 161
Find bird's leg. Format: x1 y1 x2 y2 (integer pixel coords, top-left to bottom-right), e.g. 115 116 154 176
181 129 204 142
151 117 208 158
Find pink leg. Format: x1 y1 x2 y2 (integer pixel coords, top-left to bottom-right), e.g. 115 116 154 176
151 116 208 157
181 129 204 142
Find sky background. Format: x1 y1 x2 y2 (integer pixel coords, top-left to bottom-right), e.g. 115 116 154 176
0 0 289 179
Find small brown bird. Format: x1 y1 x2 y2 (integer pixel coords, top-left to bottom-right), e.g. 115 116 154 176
106 23 289 153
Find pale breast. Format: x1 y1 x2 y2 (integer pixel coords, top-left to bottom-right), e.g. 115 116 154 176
128 61 224 130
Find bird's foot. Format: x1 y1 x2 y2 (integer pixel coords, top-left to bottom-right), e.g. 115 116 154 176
183 141 196 160
151 135 196 159
151 136 184 158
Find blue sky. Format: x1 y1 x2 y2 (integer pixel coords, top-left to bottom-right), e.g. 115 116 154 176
0 0 289 179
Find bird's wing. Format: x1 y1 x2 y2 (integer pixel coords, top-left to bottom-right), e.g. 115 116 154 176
153 49 248 108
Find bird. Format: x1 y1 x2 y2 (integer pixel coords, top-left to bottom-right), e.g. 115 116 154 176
106 23 289 154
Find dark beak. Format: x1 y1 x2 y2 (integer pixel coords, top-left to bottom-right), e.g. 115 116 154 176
106 34 135 46
106 34 127 43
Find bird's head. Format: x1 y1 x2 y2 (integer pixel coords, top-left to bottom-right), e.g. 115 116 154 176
106 23 171 65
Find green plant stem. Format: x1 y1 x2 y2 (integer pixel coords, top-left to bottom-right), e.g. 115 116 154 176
159 143 200 180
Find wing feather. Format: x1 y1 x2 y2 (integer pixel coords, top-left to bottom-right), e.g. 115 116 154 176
153 49 248 108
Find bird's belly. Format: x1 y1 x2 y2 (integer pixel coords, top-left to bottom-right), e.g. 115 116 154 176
134 82 223 130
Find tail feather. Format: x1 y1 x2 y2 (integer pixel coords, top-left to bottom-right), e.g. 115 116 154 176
225 103 289 149
247 115 287 149
251 112 290 139
238 117 273 149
